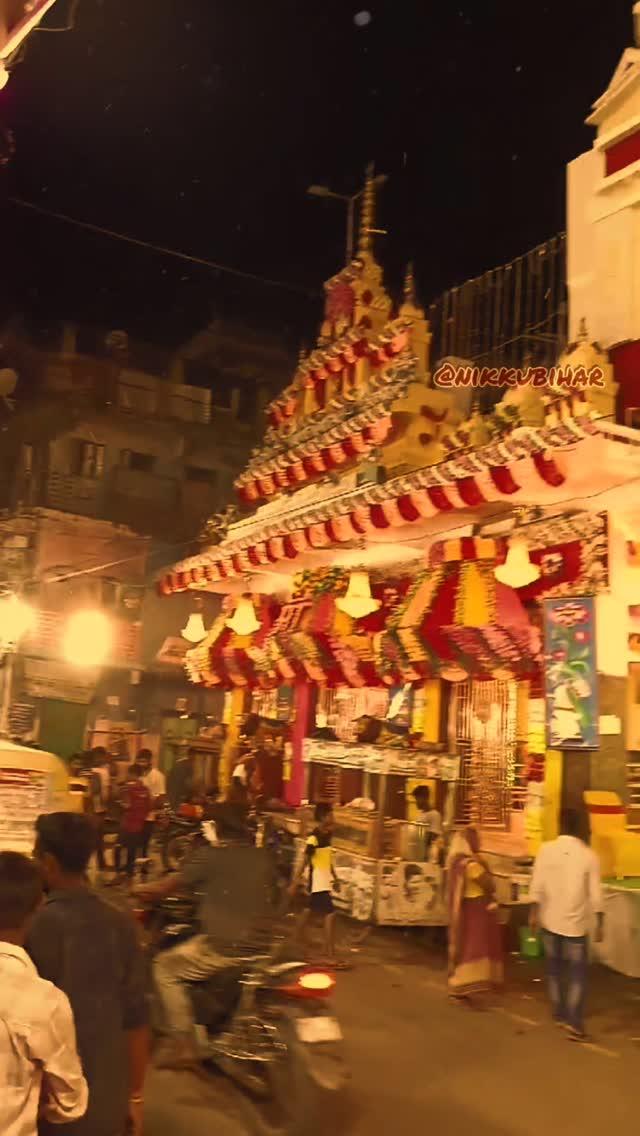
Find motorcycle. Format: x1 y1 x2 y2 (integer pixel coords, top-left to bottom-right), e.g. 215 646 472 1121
156 802 206 871
138 893 350 1136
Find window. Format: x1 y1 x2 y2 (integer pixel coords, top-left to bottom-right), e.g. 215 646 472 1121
211 380 235 410
121 450 155 473
185 466 218 484
75 326 100 357
97 578 120 609
73 441 105 479
184 360 215 390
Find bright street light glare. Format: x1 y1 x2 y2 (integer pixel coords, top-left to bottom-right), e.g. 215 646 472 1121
63 610 113 667
0 594 35 645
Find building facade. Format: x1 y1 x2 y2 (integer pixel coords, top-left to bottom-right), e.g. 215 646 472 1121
0 317 290 758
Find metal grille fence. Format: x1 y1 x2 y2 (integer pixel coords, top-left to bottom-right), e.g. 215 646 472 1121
428 234 567 407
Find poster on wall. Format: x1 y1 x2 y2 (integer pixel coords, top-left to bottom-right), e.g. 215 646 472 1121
0 768 52 851
376 860 447 926
543 596 598 750
332 850 377 922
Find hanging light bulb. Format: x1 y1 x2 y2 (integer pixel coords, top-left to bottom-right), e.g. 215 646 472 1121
181 595 207 643
336 570 381 619
226 595 261 636
495 535 540 589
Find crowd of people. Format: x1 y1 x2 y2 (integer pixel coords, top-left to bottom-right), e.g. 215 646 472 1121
73 743 223 886
0 730 607 1136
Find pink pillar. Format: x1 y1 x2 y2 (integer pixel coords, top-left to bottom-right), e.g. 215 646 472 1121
286 680 312 806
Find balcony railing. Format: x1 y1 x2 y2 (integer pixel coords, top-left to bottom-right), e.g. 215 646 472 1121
45 473 102 516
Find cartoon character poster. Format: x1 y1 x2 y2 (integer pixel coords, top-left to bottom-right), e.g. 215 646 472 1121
543 596 598 750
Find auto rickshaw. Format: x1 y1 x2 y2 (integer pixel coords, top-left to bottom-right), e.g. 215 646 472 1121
0 739 80 853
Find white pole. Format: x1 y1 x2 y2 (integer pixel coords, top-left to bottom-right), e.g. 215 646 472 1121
0 650 14 736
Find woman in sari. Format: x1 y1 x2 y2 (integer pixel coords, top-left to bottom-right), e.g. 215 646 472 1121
447 827 504 1003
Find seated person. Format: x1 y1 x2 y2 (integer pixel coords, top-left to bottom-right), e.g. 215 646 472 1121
412 785 442 836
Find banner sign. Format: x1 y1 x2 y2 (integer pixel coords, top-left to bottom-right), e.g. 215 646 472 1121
543 596 598 750
0 768 52 851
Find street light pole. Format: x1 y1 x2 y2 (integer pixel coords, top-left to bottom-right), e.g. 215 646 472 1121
307 169 387 265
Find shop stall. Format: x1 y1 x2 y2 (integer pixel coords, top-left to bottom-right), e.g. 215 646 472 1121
302 732 456 925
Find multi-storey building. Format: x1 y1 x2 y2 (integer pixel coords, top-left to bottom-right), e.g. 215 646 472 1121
0 317 291 757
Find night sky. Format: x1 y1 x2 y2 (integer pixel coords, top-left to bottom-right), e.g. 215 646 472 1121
0 0 634 351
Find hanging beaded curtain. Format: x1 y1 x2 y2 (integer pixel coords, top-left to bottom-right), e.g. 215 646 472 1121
452 679 519 830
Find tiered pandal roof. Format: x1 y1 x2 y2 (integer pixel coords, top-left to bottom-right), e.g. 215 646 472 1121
234 167 442 503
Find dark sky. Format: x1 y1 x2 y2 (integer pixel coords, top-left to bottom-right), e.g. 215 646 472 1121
0 0 633 350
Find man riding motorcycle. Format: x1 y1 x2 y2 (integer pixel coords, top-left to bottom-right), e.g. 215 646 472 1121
137 803 275 1069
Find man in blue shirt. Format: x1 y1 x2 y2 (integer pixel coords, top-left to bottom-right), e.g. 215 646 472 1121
27 813 150 1136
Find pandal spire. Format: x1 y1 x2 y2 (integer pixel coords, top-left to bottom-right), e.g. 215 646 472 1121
358 162 377 257
403 261 416 305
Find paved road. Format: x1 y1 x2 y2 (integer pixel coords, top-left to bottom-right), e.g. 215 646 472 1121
144 932 640 1135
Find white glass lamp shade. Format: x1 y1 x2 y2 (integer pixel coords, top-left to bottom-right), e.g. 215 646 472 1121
181 613 207 643
495 536 540 589
440 665 468 683
335 571 381 619
226 596 261 636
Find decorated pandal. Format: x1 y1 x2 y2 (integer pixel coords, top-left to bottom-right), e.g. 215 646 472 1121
160 168 640 927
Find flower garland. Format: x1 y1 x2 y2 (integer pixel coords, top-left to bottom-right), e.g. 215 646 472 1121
395 566 446 665
292 566 349 599
454 562 498 627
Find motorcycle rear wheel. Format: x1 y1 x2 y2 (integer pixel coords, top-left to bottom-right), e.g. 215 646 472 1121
165 833 193 872
233 1013 349 1136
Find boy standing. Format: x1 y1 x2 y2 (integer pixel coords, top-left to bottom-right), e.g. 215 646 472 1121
118 764 151 883
291 803 339 964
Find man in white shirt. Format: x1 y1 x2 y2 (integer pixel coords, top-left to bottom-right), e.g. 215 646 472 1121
0 850 88 1136
412 785 443 835
89 746 111 874
529 808 604 1040
138 748 167 872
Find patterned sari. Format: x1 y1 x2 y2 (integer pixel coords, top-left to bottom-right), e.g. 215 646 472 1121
447 852 504 998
